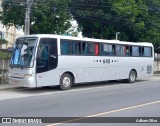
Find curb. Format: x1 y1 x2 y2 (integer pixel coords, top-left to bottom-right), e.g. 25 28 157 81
0 83 20 91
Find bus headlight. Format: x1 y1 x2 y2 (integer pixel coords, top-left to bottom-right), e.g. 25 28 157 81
8 73 11 77
24 74 32 78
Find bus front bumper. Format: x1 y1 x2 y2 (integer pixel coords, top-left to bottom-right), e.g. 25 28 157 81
9 75 36 88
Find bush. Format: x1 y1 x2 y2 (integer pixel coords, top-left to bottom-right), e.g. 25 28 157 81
0 50 11 59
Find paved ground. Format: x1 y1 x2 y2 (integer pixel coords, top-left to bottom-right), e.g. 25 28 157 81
0 74 159 101
0 74 159 91
0 75 160 126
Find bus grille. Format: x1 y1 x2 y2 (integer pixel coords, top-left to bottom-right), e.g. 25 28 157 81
147 65 152 74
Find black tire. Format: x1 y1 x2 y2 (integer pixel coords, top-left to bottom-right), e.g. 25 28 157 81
128 70 136 83
59 73 72 90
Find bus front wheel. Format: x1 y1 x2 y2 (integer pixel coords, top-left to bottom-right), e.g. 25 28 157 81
59 73 72 90
128 70 137 83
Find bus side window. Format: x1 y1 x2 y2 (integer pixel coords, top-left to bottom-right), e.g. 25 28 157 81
99 44 104 56
81 42 86 55
141 47 144 56
144 47 152 57
37 45 48 60
37 45 48 70
108 44 113 56
121 45 126 56
139 47 142 56
87 43 94 55
132 46 140 56
130 46 132 56
81 42 94 55
116 45 121 56
103 44 108 55
61 40 72 55
112 45 116 56
95 43 99 56
126 46 130 56
103 44 114 56
72 41 81 55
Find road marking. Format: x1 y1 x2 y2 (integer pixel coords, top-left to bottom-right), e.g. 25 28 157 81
46 100 160 126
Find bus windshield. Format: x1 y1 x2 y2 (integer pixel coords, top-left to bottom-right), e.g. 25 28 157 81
10 37 38 68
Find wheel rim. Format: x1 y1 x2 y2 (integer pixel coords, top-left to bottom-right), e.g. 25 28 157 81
62 77 71 87
130 72 136 82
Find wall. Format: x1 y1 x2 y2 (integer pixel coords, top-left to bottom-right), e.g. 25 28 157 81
0 0 24 49
0 58 10 70
0 58 10 84
154 59 160 74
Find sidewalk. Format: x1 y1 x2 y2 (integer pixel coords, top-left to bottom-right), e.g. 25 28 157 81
0 74 160 91
0 83 20 90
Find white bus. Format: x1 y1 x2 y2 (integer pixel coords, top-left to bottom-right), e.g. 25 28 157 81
9 34 154 90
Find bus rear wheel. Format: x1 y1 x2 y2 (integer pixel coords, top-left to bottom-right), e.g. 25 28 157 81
59 73 72 90
128 70 136 83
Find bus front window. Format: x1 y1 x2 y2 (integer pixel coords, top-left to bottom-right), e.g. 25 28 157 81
10 37 38 68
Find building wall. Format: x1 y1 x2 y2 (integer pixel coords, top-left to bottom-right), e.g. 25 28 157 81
0 0 24 49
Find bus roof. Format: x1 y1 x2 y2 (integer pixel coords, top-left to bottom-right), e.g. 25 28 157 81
17 34 153 47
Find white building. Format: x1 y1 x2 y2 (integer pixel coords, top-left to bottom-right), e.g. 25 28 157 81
0 0 24 49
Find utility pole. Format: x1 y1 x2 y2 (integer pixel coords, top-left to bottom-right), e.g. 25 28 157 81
116 32 120 40
24 0 34 35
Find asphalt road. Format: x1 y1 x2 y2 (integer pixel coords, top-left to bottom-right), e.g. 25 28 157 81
0 76 160 126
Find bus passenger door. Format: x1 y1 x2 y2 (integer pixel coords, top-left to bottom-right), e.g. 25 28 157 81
36 38 58 87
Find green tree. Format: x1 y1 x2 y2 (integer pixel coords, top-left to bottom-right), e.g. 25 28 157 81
70 0 160 47
0 0 72 34
0 0 26 27
141 0 160 48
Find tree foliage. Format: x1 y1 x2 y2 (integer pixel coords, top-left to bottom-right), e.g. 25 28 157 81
0 39 8 44
1 0 160 47
0 0 72 34
70 0 160 47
